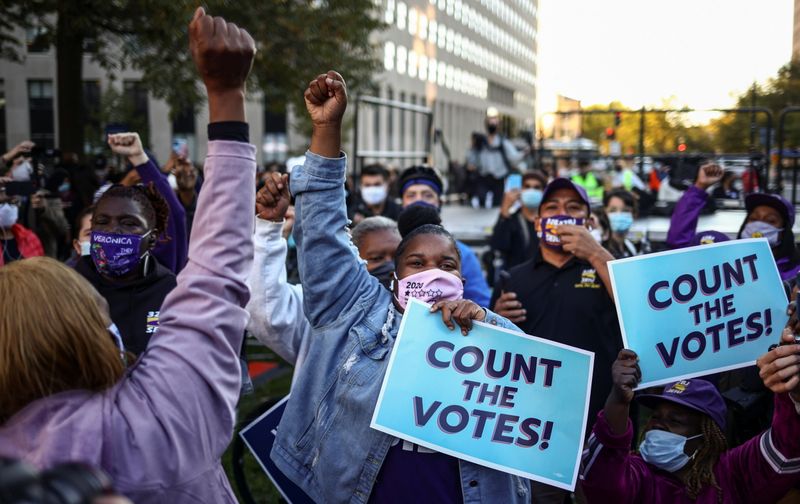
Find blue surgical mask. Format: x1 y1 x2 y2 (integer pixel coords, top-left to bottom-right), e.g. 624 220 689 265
287 234 296 249
520 188 543 209
742 221 782 247
639 429 703 472
608 211 634 233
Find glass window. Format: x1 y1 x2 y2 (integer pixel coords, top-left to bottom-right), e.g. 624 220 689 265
408 8 417 35
397 2 407 30
408 50 418 78
26 25 49 53
419 14 427 40
428 20 437 44
419 54 428 81
385 0 395 23
27 80 55 149
123 81 150 145
396 45 407 75
384 41 395 71
437 24 446 49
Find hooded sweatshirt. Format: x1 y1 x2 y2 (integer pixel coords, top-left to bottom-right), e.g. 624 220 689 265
75 255 176 356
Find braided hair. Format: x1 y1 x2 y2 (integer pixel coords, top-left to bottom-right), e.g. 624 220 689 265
684 415 727 501
96 183 170 241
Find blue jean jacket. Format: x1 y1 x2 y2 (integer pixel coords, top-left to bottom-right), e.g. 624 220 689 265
272 151 530 504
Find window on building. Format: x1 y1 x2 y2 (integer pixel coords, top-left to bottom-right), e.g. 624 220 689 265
26 25 49 53
28 80 55 149
123 81 150 145
82 81 101 151
0 80 6 153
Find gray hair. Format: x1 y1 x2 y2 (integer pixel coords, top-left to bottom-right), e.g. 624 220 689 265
351 216 400 250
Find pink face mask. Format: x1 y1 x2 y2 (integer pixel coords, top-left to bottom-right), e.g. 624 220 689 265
394 268 464 310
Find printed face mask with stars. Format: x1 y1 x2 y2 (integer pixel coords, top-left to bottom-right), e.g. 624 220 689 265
393 269 464 310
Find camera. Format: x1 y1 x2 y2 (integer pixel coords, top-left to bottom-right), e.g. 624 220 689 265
0 457 114 504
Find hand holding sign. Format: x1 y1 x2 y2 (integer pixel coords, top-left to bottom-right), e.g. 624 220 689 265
430 299 485 335
758 322 800 398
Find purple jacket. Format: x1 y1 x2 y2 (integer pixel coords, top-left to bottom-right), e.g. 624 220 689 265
581 393 800 503
667 186 800 281
136 158 188 273
0 141 255 503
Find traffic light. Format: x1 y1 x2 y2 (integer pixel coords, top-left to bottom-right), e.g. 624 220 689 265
677 143 687 152
605 127 616 140
614 111 621 126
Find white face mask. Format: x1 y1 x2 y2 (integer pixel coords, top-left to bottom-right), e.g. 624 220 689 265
11 161 32 182
0 203 19 228
590 228 603 243
361 185 388 206
80 240 91 256
168 173 179 191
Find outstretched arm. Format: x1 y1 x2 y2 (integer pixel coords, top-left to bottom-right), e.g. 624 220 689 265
290 72 382 328
665 163 721 249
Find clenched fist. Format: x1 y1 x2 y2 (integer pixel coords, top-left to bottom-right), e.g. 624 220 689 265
256 172 291 222
305 71 347 158
108 133 147 167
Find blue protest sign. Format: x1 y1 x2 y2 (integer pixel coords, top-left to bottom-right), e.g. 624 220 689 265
370 299 594 491
239 395 314 504
608 239 789 389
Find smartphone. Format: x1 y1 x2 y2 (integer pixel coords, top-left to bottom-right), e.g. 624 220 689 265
4 181 35 197
505 173 522 192
172 138 189 158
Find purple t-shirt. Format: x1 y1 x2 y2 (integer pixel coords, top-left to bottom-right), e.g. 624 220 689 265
368 438 461 503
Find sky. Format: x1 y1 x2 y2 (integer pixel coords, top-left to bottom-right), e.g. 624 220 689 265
536 0 795 123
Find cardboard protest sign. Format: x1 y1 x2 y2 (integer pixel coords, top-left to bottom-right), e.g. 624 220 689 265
370 299 594 491
239 395 314 504
609 239 789 389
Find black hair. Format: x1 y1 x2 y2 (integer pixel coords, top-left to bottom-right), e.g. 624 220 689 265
603 188 639 218
96 184 170 239
397 204 442 238
522 170 547 187
394 224 461 264
361 163 390 181
74 205 95 235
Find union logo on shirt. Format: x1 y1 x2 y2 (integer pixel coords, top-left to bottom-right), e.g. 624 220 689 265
146 310 160 334
574 268 601 289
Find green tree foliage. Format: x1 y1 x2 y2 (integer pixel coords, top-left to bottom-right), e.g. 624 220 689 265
0 0 384 154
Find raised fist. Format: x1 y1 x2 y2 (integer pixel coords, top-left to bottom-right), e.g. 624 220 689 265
189 7 256 96
256 172 291 222
304 71 347 127
108 133 147 166
695 162 723 190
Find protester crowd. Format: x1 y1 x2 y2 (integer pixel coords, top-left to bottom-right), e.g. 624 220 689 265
2 8 800 504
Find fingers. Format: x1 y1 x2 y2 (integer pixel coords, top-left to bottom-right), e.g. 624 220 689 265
451 302 479 335
617 348 638 361
430 301 456 331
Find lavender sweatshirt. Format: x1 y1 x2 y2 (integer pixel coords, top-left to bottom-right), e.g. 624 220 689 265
0 140 255 503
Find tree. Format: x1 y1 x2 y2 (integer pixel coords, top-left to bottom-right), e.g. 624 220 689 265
0 0 384 154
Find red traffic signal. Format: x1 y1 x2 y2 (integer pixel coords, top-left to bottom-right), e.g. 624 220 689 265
605 127 616 140
677 143 687 152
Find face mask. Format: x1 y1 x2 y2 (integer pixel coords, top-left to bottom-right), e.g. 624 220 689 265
394 268 464 310
520 188 543 209
168 173 179 191
639 430 703 473
361 185 388 206
369 260 395 291
539 215 586 251
742 221 782 247
590 228 603 243
608 211 634 233
90 230 151 277
0 203 19 228
80 240 91 256
58 182 71 193
486 124 498 135
286 234 296 249
11 161 32 182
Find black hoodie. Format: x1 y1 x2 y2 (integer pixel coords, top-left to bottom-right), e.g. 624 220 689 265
75 255 177 356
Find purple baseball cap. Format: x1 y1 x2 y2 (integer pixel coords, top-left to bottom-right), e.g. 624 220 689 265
540 178 591 214
745 193 795 228
689 230 731 247
637 379 726 430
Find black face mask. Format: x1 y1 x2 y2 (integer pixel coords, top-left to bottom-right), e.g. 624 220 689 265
486 124 498 135
369 260 395 291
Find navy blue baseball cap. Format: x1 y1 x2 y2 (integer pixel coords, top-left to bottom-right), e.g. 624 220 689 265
540 178 591 214
637 379 726 430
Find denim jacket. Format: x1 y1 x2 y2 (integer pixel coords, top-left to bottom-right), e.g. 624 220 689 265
271 151 530 504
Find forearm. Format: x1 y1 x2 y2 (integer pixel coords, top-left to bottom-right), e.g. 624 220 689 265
603 393 631 435
666 186 707 249
309 124 342 158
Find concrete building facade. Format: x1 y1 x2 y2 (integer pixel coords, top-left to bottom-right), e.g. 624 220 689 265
0 0 537 170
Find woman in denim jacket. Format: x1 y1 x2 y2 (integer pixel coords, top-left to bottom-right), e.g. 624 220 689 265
265 72 530 503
